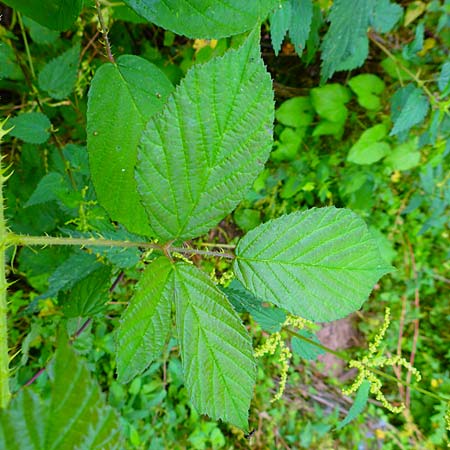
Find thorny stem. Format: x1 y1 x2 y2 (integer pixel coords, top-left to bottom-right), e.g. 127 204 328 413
6 233 236 259
95 0 115 64
199 242 236 249
0 162 10 408
171 247 235 259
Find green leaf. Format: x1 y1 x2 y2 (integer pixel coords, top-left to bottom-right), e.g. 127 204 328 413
269 0 291 55
3 0 83 31
9 112 51 144
136 31 274 241
272 127 305 162
289 0 313 55
370 0 403 33
384 139 420 171
116 258 173 383
234 208 261 232
24 172 69 208
380 56 413 81
310 84 351 123
45 341 122 449
402 23 424 61
291 331 325 360
59 265 112 318
122 0 278 39
275 96 314 128
348 74 385 110
336 380 371 430
38 43 80 100
0 343 122 450
438 61 450 94
173 263 256 429
347 124 390 165
223 279 286 332
0 43 24 80
270 0 313 56
24 172 68 207
312 120 345 138
390 84 429 136
43 251 102 299
321 0 374 81
233 207 393 322
87 55 174 237
0 390 44 450
23 16 60 45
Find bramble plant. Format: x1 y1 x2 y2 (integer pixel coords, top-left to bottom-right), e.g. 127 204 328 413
0 0 449 448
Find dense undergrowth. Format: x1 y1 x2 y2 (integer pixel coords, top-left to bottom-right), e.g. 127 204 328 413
0 0 449 448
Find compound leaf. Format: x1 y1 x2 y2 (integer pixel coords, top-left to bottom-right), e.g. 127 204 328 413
87 55 173 237
2 0 83 31
136 31 274 241
173 263 256 430
116 258 174 383
321 0 374 81
123 0 278 39
233 207 393 322
38 43 80 100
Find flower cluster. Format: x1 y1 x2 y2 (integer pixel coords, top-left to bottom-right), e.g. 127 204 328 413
254 314 312 402
343 307 421 414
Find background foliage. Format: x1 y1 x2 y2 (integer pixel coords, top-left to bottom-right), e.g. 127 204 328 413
0 0 449 448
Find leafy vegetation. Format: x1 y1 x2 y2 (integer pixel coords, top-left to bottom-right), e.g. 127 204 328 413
0 0 449 448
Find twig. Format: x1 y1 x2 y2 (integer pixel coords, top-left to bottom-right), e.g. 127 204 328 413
23 368 45 387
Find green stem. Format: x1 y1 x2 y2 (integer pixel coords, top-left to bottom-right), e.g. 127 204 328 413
17 13 35 79
368 34 436 105
7 233 236 259
0 163 11 409
171 246 235 259
8 233 160 250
